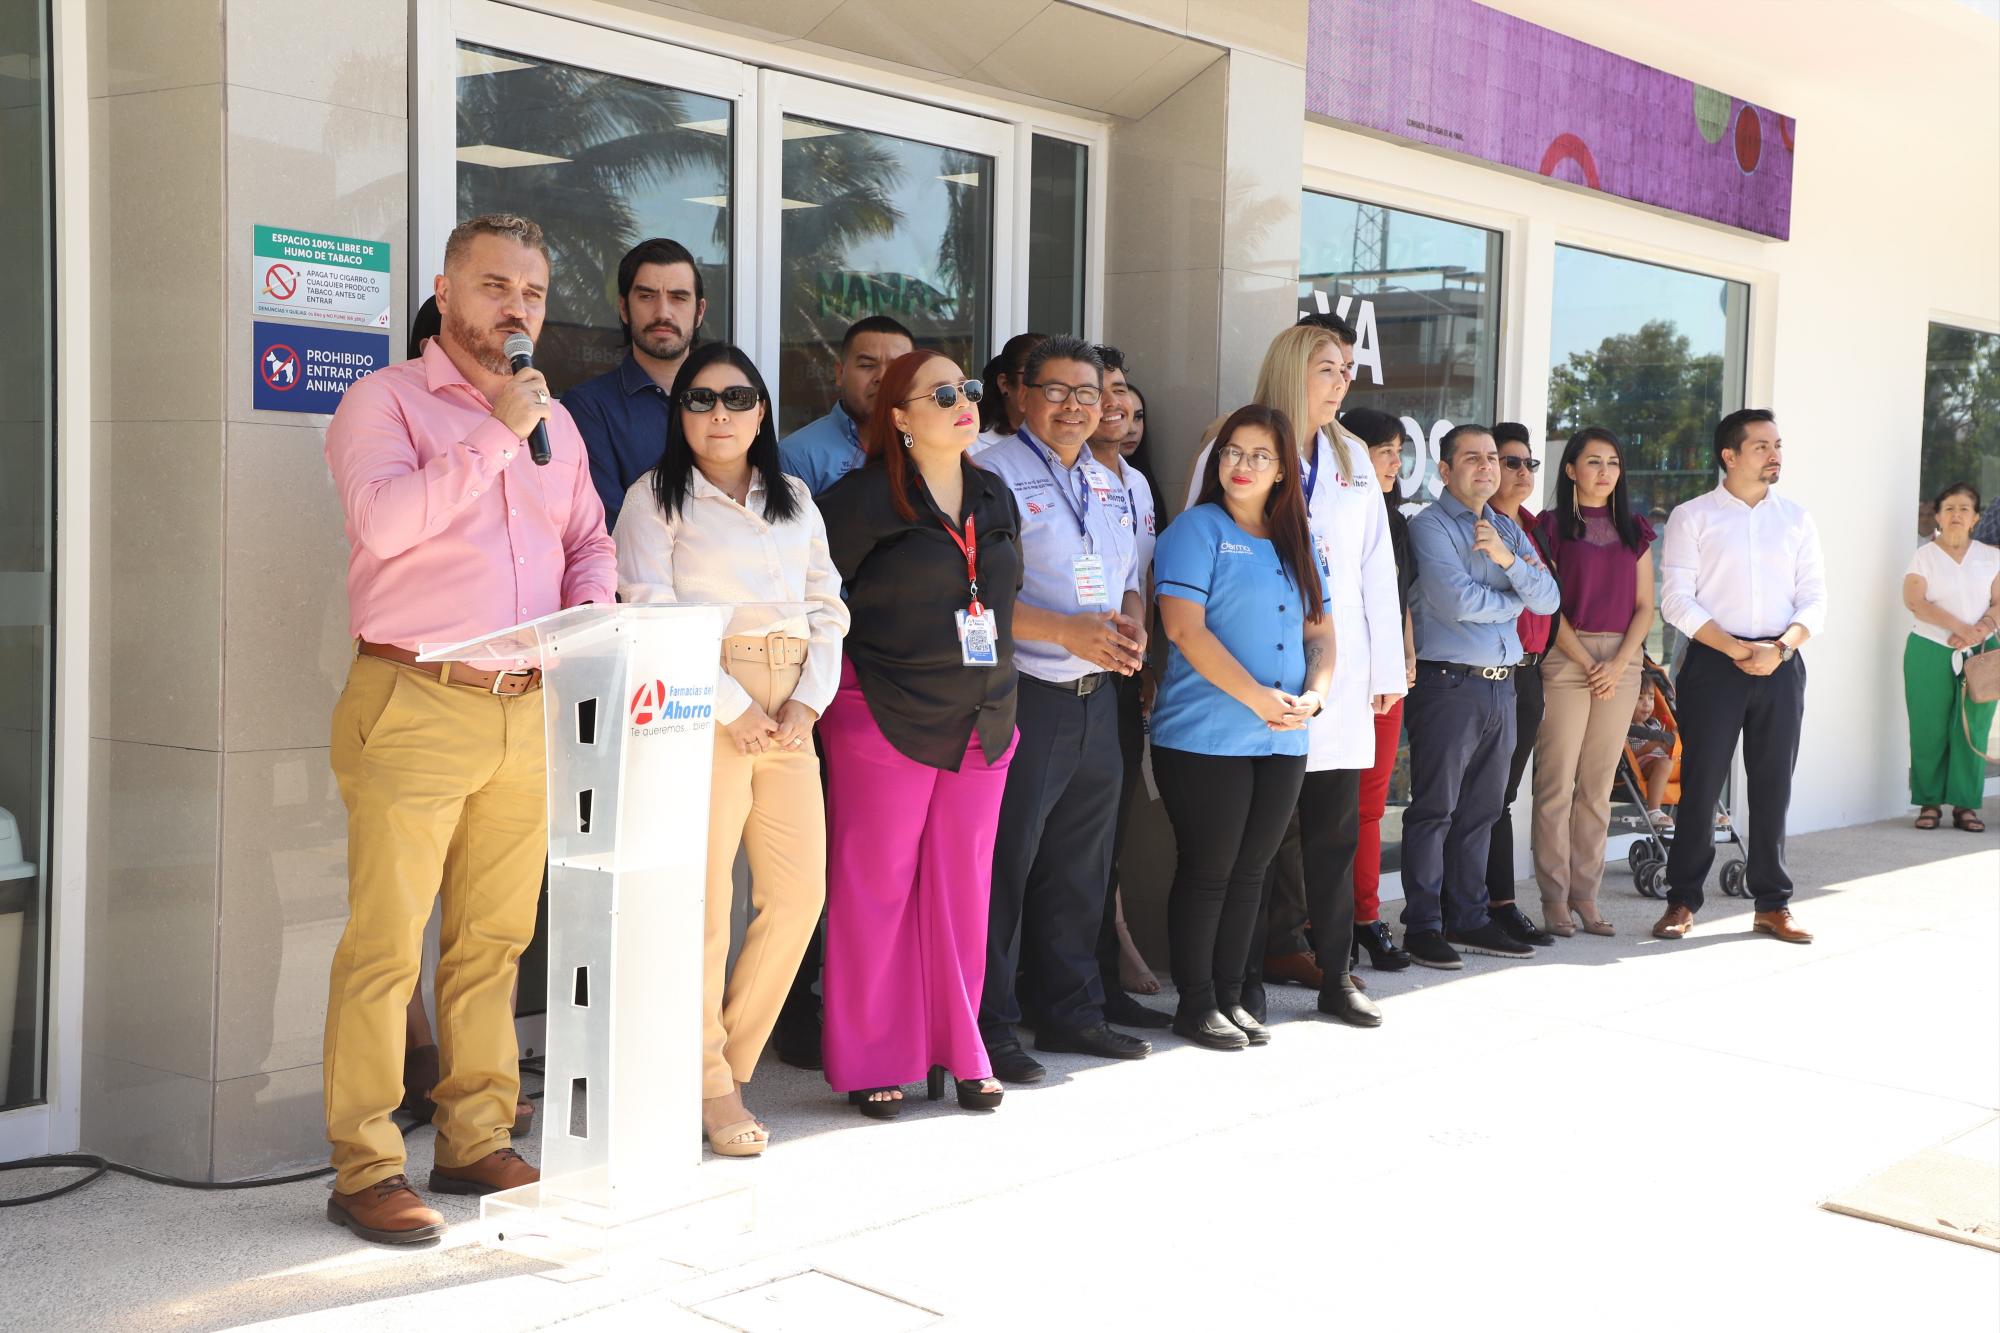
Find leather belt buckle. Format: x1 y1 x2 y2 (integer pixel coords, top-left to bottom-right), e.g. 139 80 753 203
1476 665 1511 681
489 669 536 696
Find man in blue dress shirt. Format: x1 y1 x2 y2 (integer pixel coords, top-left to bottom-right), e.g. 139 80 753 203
777 315 914 495
562 237 707 531
1402 424 1561 970
975 336 1153 1082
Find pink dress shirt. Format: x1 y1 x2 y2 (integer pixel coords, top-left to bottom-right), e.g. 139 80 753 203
325 340 618 659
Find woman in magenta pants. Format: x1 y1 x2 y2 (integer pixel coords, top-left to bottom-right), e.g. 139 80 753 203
815 349 1023 1118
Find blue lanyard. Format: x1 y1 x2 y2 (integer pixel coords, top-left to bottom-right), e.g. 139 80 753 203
1025 430 1094 552
1303 449 1320 503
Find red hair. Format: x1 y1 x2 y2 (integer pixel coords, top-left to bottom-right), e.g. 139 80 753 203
862 348 952 522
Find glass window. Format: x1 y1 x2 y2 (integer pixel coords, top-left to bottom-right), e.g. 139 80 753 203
1548 247 1749 834
1027 135 1086 337
0 0 52 1110
1298 191 1502 505
1546 245 1750 669
776 115 993 436
455 43 734 395
1919 322 2000 543
1298 191 1502 875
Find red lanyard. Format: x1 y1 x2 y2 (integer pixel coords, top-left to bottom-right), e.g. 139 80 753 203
939 513 983 617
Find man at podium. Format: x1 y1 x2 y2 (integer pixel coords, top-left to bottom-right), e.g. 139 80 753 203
320 214 617 1245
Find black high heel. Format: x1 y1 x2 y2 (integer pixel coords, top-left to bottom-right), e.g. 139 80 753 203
928 1065 1004 1111
1353 920 1412 972
847 1087 903 1120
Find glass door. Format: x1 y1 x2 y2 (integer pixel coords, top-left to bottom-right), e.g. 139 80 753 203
0 0 53 1113
758 73 1014 434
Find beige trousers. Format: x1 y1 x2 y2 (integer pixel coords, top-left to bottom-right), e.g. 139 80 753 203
703 657 827 1099
324 655 545 1193
1531 633 1642 910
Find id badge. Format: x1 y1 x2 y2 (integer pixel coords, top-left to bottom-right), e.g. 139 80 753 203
1071 553 1109 607
955 608 1000 667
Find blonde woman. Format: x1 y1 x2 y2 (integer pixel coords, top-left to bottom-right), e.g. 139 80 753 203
1185 317 1405 1028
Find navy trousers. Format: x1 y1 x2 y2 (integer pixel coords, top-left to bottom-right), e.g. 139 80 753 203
1400 665 1516 935
981 676 1122 1045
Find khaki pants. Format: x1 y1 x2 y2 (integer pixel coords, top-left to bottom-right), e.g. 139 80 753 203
323 654 546 1193
1531 634 1642 911
704 657 826 1099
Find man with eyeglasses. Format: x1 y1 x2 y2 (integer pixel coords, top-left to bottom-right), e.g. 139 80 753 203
779 314 915 495
1481 423 1560 946
1400 424 1560 970
975 336 1154 1081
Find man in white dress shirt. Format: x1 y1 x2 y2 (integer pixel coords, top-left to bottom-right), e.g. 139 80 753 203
1655 409 1827 944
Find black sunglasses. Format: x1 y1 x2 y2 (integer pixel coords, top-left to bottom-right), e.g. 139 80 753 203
679 385 762 413
1500 456 1542 472
901 378 983 410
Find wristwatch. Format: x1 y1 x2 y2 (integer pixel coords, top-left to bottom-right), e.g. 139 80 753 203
1777 641 1795 663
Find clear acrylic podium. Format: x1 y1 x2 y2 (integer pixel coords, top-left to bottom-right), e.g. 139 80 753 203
419 602 764 1268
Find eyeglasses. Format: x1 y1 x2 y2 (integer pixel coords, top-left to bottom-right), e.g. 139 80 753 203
1026 381 1102 407
1499 456 1542 472
901 378 984 410
679 385 761 413
1218 445 1280 472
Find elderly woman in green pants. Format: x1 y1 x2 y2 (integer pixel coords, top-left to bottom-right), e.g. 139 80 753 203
1902 481 2000 831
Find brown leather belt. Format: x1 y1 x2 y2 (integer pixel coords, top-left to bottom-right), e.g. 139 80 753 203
723 634 808 666
358 640 542 695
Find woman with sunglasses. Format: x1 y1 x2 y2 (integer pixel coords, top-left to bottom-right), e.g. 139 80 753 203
1480 424 1560 945
1153 404 1333 1050
1529 426 1656 935
814 351 1021 1117
612 342 849 1156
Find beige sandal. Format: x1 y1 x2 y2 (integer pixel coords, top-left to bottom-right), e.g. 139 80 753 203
1572 902 1616 937
704 1118 768 1157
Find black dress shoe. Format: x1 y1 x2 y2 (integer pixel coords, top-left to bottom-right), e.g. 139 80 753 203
1223 1005 1271 1046
1316 985 1382 1028
1491 902 1556 947
1171 1008 1249 1050
1353 920 1413 971
1103 989 1173 1029
1034 1023 1152 1060
986 1041 1047 1084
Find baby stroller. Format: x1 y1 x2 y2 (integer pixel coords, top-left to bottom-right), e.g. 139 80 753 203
1616 656 1750 899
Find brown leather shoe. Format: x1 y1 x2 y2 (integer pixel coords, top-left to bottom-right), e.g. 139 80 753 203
429 1146 539 1196
1264 950 1325 988
1651 905 1695 940
1752 909 1813 944
326 1174 445 1245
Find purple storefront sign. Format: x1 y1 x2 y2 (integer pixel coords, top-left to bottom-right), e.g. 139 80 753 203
1305 0 1795 239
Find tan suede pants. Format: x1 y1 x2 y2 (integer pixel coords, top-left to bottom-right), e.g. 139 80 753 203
703 656 827 1099
1531 634 1642 913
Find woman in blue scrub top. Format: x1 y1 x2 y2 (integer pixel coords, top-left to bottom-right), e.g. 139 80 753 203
1151 404 1335 1051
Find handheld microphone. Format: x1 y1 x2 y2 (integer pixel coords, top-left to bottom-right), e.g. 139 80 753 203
503 332 553 466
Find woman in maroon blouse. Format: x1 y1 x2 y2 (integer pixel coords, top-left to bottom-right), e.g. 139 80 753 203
1531 427 1656 935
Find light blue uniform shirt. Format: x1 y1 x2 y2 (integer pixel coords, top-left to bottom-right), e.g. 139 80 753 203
778 405 865 496
977 427 1143 684
1407 490 1560 667
1150 505 1330 757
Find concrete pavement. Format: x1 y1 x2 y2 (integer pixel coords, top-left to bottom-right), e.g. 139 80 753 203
3 816 1995 1331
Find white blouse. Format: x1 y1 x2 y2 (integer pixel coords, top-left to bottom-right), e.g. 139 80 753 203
613 468 850 723
1907 539 2000 646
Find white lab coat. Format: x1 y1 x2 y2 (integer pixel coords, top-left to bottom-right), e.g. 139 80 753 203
1185 426 1405 770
